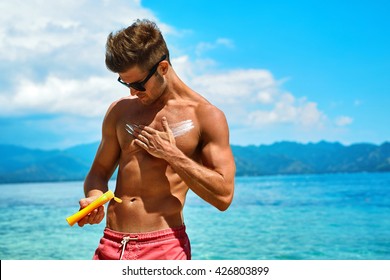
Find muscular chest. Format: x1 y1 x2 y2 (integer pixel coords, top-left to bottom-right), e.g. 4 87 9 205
116 106 200 160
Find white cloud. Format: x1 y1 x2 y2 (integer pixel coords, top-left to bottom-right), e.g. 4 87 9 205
190 69 277 103
256 90 275 104
0 0 163 117
0 0 156 72
0 75 124 117
247 95 325 127
171 56 196 85
335 116 353 126
184 66 326 129
195 38 234 56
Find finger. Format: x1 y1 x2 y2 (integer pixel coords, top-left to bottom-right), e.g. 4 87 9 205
77 211 94 227
132 126 149 141
135 139 148 150
88 208 99 220
77 219 86 227
140 129 151 138
90 207 104 224
162 117 175 143
79 200 89 209
161 117 170 132
138 125 155 134
139 134 150 145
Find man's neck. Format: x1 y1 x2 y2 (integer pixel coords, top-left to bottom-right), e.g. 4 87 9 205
154 70 190 107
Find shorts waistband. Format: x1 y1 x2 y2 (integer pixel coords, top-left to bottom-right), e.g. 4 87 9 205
103 225 187 244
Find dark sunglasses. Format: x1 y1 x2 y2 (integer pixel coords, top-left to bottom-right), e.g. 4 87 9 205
117 55 167 91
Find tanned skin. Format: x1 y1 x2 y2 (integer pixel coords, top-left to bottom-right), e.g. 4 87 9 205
77 58 235 233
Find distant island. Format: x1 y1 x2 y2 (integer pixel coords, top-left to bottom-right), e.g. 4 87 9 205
0 141 389 183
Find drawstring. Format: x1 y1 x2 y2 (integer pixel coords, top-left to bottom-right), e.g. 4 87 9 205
119 236 138 260
120 236 130 260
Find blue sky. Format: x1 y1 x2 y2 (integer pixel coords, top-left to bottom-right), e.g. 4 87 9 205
0 0 389 149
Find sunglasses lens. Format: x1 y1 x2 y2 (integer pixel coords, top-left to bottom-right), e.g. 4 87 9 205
130 83 145 91
118 78 145 91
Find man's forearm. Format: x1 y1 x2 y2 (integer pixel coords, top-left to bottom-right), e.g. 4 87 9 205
83 172 109 198
164 147 233 211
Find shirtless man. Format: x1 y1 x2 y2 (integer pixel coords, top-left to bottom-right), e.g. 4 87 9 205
77 19 236 260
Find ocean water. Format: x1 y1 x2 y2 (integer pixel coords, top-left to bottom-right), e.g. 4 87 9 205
0 172 389 260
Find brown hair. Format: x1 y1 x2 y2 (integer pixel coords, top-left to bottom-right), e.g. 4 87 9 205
105 19 170 73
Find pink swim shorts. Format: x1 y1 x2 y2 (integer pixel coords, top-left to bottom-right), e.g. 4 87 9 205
92 225 191 260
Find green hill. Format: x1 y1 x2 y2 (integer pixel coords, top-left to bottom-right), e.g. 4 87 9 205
233 141 390 176
0 141 389 183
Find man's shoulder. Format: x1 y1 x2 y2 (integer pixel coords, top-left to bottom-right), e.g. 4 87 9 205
108 96 139 111
184 90 221 112
112 96 138 106
194 100 224 117
104 96 139 121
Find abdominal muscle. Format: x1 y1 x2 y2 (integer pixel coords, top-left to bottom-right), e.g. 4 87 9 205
105 153 188 233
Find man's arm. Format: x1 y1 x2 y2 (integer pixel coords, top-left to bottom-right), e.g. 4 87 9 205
78 103 120 226
134 106 236 211
169 106 235 210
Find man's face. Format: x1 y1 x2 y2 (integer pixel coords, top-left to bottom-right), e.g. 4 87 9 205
117 56 167 105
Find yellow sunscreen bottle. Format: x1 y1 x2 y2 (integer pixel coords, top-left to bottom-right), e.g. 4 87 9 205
66 190 122 226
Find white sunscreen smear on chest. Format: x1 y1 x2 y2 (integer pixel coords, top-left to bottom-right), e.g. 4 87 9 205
170 120 194 137
125 120 194 138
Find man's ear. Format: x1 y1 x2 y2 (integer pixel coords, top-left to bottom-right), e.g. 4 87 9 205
158 60 169 75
